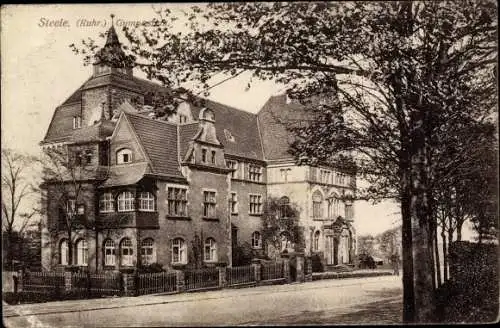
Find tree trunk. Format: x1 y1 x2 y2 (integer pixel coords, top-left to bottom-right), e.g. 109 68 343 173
456 221 463 241
441 228 448 282
434 225 441 287
401 170 415 323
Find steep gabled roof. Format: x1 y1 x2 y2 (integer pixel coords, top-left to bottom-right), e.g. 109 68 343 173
257 95 313 160
179 123 198 160
190 99 264 161
125 112 183 177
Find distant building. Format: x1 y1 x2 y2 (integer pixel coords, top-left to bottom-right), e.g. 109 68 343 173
40 24 357 272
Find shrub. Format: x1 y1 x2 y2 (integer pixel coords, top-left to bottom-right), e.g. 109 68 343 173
311 253 324 272
137 263 165 273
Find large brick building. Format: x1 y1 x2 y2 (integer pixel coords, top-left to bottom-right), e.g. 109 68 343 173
40 25 357 272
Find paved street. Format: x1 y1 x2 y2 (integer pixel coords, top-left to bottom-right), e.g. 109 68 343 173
4 275 402 327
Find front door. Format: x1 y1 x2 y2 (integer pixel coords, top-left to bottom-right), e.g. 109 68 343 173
325 235 335 265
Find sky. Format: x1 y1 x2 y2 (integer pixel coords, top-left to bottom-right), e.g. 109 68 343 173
0 4 475 238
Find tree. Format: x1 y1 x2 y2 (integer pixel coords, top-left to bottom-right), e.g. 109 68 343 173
1 148 39 269
261 197 304 259
357 234 376 256
72 1 497 321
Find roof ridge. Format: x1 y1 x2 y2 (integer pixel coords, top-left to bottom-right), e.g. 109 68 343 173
124 111 179 127
201 97 258 118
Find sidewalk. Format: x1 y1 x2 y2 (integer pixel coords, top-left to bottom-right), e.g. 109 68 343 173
3 275 398 318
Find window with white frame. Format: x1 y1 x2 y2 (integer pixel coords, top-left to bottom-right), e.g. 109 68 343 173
73 116 82 129
104 239 116 266
312 191 323 218
249 164 262 182
203 191 216 217
280 168 291 182
120 238 133 266
76 239 88 266
116 148 132 164
141 238 156 264
279 196 290 218
226 160 238 179
251 231 262 249
249 194 262 214
171 238 187 264
138 192 155 211
313 231 320 251
328 197 341 218
167 187 187 216
117 191 135 212
204 238 217 262
99 193 114 213
60 239 69 265
230 192 238 214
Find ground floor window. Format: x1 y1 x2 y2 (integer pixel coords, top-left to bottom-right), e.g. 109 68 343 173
251 231 262 249
141 238 156 264
120 238 134 266
204 238 217 262
172 238 187 264
60 239 69 265
76 239 88 266
104 239 116 266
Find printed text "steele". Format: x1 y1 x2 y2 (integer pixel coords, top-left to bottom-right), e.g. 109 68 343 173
39 18 70 27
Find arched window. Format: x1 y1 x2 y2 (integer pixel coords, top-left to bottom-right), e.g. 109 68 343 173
120 238 133 266
117 191 135 212
99 192 114 213
104 239 116 266
327 194 341 219
171 238 187 264
280 232 289 251
204 238 217 262
141 238 156 264
76 239 88 266
60 239 69 265
116 148 132 164
313 231 321 252
312 191 323 218
251 231 262 249
138 192 155 212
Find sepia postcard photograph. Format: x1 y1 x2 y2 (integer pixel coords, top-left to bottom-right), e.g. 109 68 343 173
1 2 498 326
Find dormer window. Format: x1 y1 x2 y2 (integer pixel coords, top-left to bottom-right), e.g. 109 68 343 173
179 114 188 124
73 116 82 129
211 150 216 164
116 148 132 164
224 129 235 142
201 148 208 163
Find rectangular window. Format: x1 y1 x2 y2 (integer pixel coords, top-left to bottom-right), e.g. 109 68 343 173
201 148 208 163
118 192 135 212
280 168 291 182
211 150 216 164
99 193 114 213
249 164 262 182
249 194 262 215
73 116 82 129
226 160 238 178
230 192 238 214
66 199 76 215
203 191 216 218
179 114 187 124
138 192 155 212
167 187 187 216
85 150 92 164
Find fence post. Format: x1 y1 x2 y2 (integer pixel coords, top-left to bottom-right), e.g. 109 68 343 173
64 271 72 292
305 256 313 282
176 270 185 293
297 253 305 283
122 273 136 296
218 263 227 288
281 254 291 283
251 259 261 284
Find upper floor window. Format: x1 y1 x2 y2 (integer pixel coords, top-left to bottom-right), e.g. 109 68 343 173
345 204 354 220
312 191 323 218
167 187 188 216
249 194 263 215
138 192 155 212
201 148 208 163
211 150 216 164
226 160 238 179
280 168 291 182
73 116 82 129
204 238 217 262
179 114 188 124
60 239 69 265
99 192 114 213
203 191 216 218
313 231 320 251
320 170 331 184
249 164 262 182
328 197 341 219
278 196 290 218
172 238 187 264
116 148 132 164
117 191 135 212
230 192 238 214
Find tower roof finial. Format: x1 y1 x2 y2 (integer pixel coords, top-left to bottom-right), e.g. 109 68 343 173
110 14 115 26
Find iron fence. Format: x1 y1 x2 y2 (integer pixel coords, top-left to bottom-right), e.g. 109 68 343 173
184 267 219 291
226 265 255 286
261 261 284 281
22 271 65 294
136 272 177 296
